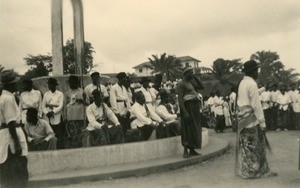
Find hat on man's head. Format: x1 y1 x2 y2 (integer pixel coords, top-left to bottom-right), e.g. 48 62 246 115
68 75 79 83
117 72 127 80
0 70 20 85
26 108 38 117
159 90 169 100
242 60 261 73
90 72 100 78
140 77 151 84
279 83 286 90
92 89 101 96
182 66 194 75
47 78 59 85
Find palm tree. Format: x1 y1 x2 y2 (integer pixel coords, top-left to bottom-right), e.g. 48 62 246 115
273 68 300 85
200 58 243 95
250 50 285 85
148 53 182 80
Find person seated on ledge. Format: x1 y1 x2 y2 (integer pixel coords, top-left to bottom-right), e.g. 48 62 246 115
129 91 166 142
156 90 181 137
24 108 57 151
86 89 125 146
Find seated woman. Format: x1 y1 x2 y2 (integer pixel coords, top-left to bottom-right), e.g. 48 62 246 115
86 89 125 146
156 90 181 137
24 108 57 151
128 91 165 142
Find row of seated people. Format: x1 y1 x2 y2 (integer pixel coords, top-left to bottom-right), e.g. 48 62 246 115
23 77 181 151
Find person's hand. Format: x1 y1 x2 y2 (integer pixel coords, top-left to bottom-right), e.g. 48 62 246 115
159 122 165 127
126 111 131 119
261 127 267 134
76 98 85 104
82 93 87 100
46 111 54 118
14 143 22 156
101 124 108 130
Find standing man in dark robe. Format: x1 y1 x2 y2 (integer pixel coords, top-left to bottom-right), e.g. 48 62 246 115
177 66 204 158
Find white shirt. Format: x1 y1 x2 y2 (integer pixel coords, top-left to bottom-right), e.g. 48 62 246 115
214 96 224 116
156 104 177 122
130 102 162 129
0 90 28 164
109 83 131 116
293 93 300 112
259 91 271 110
277 92 292 111
84 83 109 103
270 90 281 106
237 76 265 128
288 90 299 110
86 103 120 131
19 89 42 124
42 90 64 125
207 96 215 113
229 92 236 112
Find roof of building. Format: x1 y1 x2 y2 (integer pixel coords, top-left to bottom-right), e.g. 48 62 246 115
133 56 201 69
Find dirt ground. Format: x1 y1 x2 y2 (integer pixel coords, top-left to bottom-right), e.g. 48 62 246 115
52 129 300 188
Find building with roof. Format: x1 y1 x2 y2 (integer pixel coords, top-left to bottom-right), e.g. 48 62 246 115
132 56 201 77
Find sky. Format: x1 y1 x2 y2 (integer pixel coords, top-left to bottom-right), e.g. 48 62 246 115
1 0 300 75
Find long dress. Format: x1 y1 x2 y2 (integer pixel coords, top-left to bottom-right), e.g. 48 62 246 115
177 78 203 149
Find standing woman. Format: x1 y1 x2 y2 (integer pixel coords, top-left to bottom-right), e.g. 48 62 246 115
235 60 277 179
177 66 204 158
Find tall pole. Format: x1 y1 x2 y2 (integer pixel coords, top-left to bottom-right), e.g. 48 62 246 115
71 0 85 75
51 0 64 75
71 0 87 128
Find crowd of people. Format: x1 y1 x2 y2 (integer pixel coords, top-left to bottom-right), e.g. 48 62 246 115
1 59 300 187
4 71 184 153
201 78 300 134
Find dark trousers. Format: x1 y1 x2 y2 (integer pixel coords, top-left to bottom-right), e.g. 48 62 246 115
50 123 65 149
294 112 300 130
277 109 289 130
116 115 131 135
90 126 125 146
270 107 278 130
263 109 272 130
215 115 225 132
125 129 142 143
138 125 155 141
0 148 28 188
288 108 296 130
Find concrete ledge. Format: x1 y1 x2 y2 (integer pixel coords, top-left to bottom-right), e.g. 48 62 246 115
28 128 209 176
29 136 228 187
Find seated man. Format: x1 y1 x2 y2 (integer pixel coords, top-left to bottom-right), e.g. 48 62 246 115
24 108 57 151
129 91 165 142
156 90 181 137
86 89 125 146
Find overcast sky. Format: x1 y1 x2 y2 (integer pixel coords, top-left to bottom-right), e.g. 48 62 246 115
1 0 300 75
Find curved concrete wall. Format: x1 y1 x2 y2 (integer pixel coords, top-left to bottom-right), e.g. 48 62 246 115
28 128 208 176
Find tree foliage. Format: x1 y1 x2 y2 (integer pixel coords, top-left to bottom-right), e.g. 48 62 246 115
23 39 95 79
200 58 243 95
148 53 182 80
250 50 299 86
63 39 95 74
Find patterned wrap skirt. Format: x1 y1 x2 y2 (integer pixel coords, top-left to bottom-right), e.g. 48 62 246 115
235 125 270 178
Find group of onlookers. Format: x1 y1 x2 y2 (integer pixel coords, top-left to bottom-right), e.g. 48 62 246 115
202 82 300 133
14 71 182 152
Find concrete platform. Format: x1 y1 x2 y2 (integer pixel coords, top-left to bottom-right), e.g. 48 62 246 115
28 136 229 187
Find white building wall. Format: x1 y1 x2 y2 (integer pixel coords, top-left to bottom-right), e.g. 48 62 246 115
134 67 153 77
